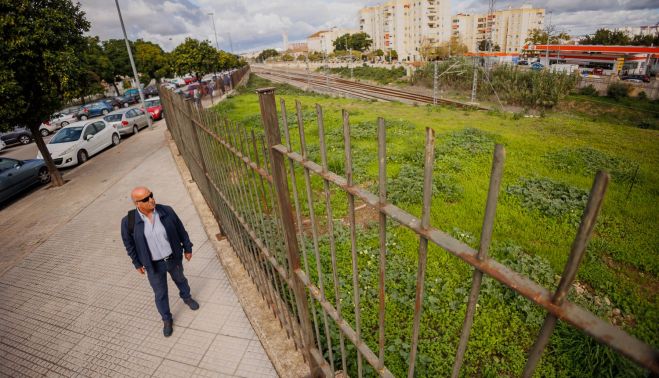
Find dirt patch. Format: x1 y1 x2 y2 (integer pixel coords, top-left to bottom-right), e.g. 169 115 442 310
602 255 659 299
342 203 380 228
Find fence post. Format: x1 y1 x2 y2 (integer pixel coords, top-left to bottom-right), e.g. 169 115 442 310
257 87 321 377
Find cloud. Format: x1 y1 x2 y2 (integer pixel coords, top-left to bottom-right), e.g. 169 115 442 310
78 0 659 52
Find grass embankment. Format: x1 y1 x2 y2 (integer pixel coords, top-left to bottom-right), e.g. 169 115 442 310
321 66 407 85
217 76 658 377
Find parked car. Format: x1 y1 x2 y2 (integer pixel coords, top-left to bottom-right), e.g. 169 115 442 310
621 74 650 83
37 120 120 167
144 97 164 120
76 101 114 120
0 139 6 152
0 126 33 146
38 106 81 136
517 60 529 66
0 157 51 203
183 76 196 85
103 108 149 136
100 97 123 110
530 62 545 71
144 85 159 98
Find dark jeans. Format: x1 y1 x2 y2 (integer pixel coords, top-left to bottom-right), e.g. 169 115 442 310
146 259 191 321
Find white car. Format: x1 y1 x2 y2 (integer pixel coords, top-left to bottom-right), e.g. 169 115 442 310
0 139 5 152
38 106 81 136
103 107 149 136
37 120 121 168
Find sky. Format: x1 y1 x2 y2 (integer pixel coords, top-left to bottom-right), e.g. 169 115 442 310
78 0 659 53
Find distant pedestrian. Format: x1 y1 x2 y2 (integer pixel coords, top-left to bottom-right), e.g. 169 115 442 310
193 87 202 106
120 186 200 337
209 80 215 97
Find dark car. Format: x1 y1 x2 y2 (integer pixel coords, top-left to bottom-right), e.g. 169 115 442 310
621 74 650 83
144 85 159 98
76 101 113 120
0 126 33 146
0 157 50 203
100 97 122 110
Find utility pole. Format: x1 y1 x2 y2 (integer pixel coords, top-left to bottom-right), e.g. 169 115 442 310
470 56 478 104
228 32 234 53
433 60 438 105
546 11 553 66
114 0 152 130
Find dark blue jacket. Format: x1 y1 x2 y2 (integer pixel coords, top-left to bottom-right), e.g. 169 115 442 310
120 204 193 270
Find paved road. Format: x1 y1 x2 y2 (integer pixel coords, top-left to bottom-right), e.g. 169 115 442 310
0 134 53 161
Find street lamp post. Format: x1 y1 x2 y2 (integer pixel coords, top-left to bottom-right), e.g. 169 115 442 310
114 0 152 130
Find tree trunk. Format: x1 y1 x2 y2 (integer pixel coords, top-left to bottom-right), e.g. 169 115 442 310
29 123 64 187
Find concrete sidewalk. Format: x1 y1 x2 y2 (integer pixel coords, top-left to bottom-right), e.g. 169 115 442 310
0 124 278 377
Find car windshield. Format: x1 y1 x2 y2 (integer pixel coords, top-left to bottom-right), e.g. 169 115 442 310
50 127 83 143
145 99 160 107
104 114 123 122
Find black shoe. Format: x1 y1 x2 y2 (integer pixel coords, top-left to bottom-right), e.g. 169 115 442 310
163 320 173 337
183 297 200 310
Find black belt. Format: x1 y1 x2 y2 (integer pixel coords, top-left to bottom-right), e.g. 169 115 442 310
154 254 173 262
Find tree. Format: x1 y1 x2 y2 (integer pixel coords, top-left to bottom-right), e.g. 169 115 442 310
349 32 373 52
102 39 133 95
68 36 112 103
525 28 571 45
257 48 279 62
170 38 218 80
134 40 170 84
282 54 294 62
478 40 500 52
390 50 398 60
580 28 630 45
1 0 90 187
631 33 659 46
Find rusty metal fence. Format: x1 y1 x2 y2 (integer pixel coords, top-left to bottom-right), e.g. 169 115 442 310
160 80 658 377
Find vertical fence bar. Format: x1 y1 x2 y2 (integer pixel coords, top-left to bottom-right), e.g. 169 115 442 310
297 100 336 373
451 144 506 378
407 127 435 378
257 88 322 377
293 100 324 353
342 109 364 378
377 117 387 371
317 104 349 375
521 171 610 378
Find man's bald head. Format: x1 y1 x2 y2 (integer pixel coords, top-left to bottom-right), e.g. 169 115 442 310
131 186 151 202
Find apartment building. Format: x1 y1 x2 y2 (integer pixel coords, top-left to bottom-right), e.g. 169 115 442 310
307 27 359 54
453 4 544 53
359 0 452 61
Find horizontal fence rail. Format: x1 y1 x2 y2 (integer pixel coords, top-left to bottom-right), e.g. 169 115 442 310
161 77 659 377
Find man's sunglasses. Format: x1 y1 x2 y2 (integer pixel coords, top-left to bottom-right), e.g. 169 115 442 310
136 193 153 203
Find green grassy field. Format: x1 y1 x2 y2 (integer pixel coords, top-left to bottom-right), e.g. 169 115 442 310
213 75 658 377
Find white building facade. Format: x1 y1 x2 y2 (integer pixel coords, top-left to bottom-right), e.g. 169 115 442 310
359 0 452 61
453 5 545 53
307 27 359 54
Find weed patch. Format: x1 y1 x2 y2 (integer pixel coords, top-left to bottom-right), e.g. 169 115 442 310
506 177 588 224
388 164 463 204
545 147 639 183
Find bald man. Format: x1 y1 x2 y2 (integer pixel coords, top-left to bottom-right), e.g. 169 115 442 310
120 186 199 337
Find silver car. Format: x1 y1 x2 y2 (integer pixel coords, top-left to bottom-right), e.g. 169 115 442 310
38 106 81 136
103 107 149 136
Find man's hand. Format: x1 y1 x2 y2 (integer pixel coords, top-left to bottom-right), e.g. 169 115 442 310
136 267 145 275
184 252 192 261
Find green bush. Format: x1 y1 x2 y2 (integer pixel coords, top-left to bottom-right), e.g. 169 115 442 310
578 85 599 96
544 147 639 183
637 91 647 100
506 177 589 224
607 82 630 100
324 66 406 85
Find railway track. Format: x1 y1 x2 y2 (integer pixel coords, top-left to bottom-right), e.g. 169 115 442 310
253 67 487 110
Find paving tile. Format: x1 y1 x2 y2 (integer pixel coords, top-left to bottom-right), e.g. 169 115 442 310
169 298 199 328
189 303 234 333
220 309 257 340
166 328 215 366
152 359 197 377
188 277 222 302
198 259 228 280
199 335 250 375
139 319 184 358
234 340 278 378
183 257 212 277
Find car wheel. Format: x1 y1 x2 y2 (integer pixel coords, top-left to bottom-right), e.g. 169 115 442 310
123 103 129 108
40 129 50 137
80 115 88 120
112 133 120 146
19 135 31 144
77 150 88 164
61 121 69 127
113 105 119 110
133 125 139 135
38 167 51 184
102 109 109 115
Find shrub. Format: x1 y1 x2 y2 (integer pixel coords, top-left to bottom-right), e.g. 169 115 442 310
544 147 639 183
607 82 630 100
388 164 463 204
637 91 647 100
578 85 599 96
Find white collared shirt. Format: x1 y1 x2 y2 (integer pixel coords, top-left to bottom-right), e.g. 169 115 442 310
137 208 173 261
